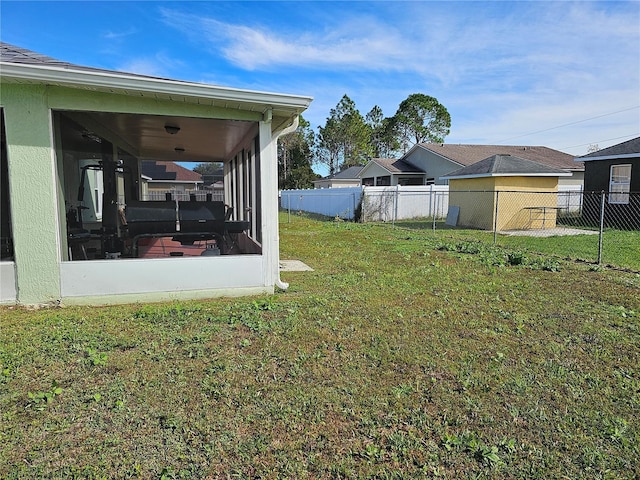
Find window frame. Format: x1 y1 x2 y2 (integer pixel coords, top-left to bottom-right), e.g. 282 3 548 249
608 163 632 205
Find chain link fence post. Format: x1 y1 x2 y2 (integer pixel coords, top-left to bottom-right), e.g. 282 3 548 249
493 190 499 244
598 191 605 265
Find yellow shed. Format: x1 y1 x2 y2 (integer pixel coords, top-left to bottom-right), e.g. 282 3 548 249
441 154 571 231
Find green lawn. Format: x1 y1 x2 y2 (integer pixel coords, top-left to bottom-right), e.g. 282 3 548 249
393 219 640 272
1 214 639 478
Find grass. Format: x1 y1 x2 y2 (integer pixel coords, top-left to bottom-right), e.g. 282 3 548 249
1 213 639 478
393 219 640 272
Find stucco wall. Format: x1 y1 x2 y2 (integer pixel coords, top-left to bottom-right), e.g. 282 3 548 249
2 84 62 304
449 176 560 230
0 81 282 305
449 178 497 230
404 147 461 184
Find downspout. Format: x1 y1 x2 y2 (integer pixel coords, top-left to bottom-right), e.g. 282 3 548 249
272 114 299 290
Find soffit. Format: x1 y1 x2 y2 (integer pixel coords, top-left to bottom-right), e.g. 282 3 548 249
60 111 256 163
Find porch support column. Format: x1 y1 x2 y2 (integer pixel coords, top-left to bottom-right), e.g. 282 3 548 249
2 84 61 304
259 111 299 290
258 111 281 289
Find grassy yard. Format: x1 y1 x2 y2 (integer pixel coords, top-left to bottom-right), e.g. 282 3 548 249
1 214 639 478
393 220 640 273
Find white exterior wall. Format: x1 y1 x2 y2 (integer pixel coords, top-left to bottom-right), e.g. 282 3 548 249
59 255 266 304
0 261 16 304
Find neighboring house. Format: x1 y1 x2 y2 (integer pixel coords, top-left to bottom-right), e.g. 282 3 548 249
576 136 640 229
140 161 203 199
394 143 584 186
358 159 425 186
441 154 570 231
313 166 364 188
0 42 312 305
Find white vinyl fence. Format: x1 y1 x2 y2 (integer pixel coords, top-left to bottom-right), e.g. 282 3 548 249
280 185 583 222
361 186 449 222
280 187 363 220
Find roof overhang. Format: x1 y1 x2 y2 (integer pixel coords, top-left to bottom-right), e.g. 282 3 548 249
441 172 572 181
0 62 313 120
147 179 203 184
360 159 425 177
576 153 639 162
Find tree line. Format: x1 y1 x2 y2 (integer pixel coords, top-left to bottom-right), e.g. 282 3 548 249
279 93 451 189
195 93 451 190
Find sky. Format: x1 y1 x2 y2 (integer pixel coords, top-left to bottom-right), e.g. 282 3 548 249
1 0 639 176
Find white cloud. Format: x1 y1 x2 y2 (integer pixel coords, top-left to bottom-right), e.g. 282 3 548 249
103 28 137 40
157 2 639 157
117 52 185 78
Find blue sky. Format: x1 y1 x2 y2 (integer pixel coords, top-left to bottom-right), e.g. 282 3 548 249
2 1 639 176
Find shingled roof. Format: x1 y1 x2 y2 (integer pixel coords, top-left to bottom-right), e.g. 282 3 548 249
1 41 180 81
442 154 571 180
141 161 202 183
370 158 424 174
325 166 365 180
418 143 583 172
577 136 640 161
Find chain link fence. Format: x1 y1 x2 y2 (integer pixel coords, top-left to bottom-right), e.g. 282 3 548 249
410 191 640 272
281 187 639 272
436 190 638 271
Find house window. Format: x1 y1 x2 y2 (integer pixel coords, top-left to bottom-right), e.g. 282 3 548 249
362 177 374 186
376 176 391 186
609 164 631 204
426 178 435 185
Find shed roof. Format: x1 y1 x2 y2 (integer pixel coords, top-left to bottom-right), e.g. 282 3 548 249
418 143 583 172
576 136 640 161
441 154 571 180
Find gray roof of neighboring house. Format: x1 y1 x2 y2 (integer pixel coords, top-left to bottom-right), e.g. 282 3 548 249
331 166 365 179
441 154 571 179
313 166 364 182
369 158 424 174
141 161 203 183
418 143 583 171
576 136 640 161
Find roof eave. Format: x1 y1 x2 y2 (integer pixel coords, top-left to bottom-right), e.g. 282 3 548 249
576 153 639 162
147 179 203 184
440 172 572 180
0 62 313 115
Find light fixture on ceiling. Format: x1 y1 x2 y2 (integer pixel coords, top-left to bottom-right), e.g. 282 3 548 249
165 125 180 135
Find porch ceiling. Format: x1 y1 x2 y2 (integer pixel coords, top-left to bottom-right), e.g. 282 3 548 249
60 111 255 163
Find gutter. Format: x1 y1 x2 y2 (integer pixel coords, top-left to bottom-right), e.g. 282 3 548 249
1 63 313 113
